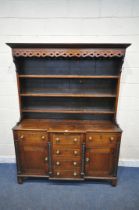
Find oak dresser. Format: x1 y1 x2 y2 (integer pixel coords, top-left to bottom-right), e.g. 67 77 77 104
7 43 130 186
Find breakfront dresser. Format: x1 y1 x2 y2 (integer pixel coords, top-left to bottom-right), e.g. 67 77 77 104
8 43 130 186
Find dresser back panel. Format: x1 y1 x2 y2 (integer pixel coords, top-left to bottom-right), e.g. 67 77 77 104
17 57 122 76
22 97 115 110
20 78 117 94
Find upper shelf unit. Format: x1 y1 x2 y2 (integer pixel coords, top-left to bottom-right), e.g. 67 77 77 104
7 43 130 121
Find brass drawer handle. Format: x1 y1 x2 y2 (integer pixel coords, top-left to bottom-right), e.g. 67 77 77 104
56 150 60 155
56 161 60 166
73 138 78 143
73 161 77 166
88 136 92 140
64 130 69 135
73 172 77 176
45 157 48 162
86 157 90 162
56 138 60 143
20 135 24 139
41 136 45 140
74 151 78 155
110 136 114 142
56 172 60 176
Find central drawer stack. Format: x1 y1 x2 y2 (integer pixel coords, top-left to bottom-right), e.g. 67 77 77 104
51 133 84 179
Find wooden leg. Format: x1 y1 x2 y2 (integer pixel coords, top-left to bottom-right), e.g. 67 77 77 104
111 179 117 187
17 176 24 184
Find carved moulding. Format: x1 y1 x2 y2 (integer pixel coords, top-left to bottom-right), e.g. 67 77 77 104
12 48 125 58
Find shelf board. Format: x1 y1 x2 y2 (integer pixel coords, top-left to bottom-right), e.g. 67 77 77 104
20 93 116 97
21 108 115 114
18 75 119 79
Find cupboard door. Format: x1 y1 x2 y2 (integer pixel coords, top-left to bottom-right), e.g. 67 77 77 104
85 147 116 177
14 131 48 175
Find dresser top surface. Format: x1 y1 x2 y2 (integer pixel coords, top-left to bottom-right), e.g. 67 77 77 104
13 119 122 133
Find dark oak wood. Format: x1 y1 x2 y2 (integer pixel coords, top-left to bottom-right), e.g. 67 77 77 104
8 43 130 185
7 43 131 48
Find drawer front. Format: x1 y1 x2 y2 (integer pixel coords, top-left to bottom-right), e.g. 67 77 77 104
53 156 80 162
86 133 121 147
53 169 81 179
52 133 81 145
53 160 80 170
53 148 81 158
53 144 80 150
16 130 48 143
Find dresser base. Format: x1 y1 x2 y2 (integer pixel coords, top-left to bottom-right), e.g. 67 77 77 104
17 174 117 186
13 119 121 186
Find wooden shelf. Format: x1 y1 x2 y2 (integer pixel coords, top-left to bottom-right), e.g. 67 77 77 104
20 93 116 97
18 75 119 79
21 108 115 114
20 87 116 98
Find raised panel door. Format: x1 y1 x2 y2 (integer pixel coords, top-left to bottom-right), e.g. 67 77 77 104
85 147 116 177
14 130 48 175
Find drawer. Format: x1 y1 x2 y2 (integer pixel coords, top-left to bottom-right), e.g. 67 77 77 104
53 155 80 161
52 133 81 145
53 160 80 170
86 133 121 146
53 143 81 150
53 148 81 157
53 169 81 178
53 148 81 160
15 130 48 143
